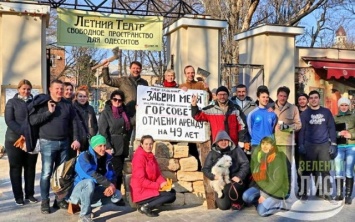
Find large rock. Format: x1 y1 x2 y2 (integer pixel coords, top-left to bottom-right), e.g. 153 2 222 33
170 192 185 206
173 181 193 193
173 143 189 158
153 141 174 158
179 156 198 171
133 140 140 151
123 161 132 174
157 158 180 171
184 193 204 205
192 181 205 193
177 171 203 182
161 171 177 182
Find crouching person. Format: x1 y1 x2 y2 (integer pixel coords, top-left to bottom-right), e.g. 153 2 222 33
202 130 250 211
69 135 121 222
130 135 176 217
242 137 290 217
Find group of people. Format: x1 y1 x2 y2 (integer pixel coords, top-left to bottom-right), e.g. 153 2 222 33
3 60 355 221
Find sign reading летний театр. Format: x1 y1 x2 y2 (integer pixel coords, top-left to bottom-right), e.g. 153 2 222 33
136 86 209 142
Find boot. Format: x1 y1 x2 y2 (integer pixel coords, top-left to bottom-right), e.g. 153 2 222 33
335 178 344 201
345 177 354 205
53 199 69 209
41 199 51 214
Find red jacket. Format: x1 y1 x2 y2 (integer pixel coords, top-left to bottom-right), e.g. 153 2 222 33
130 146 166 203
191 101 247 144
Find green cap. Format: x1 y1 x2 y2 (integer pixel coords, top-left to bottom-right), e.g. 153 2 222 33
90 135 106 149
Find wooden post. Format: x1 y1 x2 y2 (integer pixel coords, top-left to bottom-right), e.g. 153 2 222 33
198 140 216 209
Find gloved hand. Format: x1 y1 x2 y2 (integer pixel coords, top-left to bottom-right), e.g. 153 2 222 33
329 145 338 159
298 145 306 155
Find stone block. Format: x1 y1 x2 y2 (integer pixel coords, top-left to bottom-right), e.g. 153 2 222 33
192 181 205 193
173 144 189 158
153 141 174 158
173 181 193 193
123 161 132 174
161 171 177 182
125 191 138 208
133 140 140 151
177 171 203 182
123 174 131 193
157 158 180 171
179 156 198 171
170 192 185 206
184 192 204 205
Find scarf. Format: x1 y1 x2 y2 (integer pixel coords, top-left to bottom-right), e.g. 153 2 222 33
18 94 31 102
252 149 276 182
111 106 131 130
163 80 177 88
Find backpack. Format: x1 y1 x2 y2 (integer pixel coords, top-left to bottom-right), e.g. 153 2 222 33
50 157 77 195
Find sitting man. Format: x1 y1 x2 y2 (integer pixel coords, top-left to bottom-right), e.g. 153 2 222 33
69 135 121 222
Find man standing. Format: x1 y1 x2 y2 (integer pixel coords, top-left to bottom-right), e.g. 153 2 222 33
247 86 277 149
102 61 148 115
191 86 248 149
274 86 302 163
231 84 257 116
29 80 80 214
180 65 209 91
298 90 337 201
297 93 309 114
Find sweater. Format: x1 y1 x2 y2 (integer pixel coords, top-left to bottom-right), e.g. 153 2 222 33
247 107 277 145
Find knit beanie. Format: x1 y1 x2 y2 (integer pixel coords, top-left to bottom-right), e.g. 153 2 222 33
216 86 229 96
90 135 106 149
338 97 351 107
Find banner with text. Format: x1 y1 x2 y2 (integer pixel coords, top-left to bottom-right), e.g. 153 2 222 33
57 8 163 50
136 86 209 142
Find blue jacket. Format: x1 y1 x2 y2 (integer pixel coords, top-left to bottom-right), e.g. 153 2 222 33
74 147 116 188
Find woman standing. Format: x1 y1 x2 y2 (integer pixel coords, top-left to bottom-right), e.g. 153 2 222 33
5 79 38 205
130 135 176 217
202 130 250 211
155 69 179 88
73 85 98 152
99 90 132 205
334 97 355 204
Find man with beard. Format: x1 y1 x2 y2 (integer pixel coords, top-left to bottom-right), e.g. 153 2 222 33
231 84 257 116
191 86 248 149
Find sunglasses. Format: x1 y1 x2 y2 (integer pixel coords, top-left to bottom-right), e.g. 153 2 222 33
112 98 123 102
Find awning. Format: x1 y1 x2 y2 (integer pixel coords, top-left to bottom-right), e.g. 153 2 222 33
302 57 355 79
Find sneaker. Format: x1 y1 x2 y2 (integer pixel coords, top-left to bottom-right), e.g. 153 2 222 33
78 215 93 222
137 204 159 217
231 203 244 211
26 196 38 203
41 199 51 214
15 198 24 206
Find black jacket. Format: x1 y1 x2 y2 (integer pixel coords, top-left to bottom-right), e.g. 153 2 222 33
98 101 134 157
202 145 250 182
5 94 33 142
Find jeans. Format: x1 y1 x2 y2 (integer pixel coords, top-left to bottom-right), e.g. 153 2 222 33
243 187 283 217
39 139 68 200
69 179 121 217
136 189 176 208
334 146 355 178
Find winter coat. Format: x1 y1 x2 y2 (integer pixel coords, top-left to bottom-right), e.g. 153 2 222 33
230 96 257 116
130 146 166 203
250 146 289 199
98 101 132 157
74 146 115 188
73 101 98 150
191 100 248 144
274 101 301 145
202 131 250 181
102 67 148 115
334 111 355 145
5 94 33 143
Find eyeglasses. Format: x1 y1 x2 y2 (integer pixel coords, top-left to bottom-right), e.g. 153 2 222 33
112 98 123 102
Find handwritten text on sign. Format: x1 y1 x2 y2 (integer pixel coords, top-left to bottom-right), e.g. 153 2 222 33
136 86 209 142
57 8 163 51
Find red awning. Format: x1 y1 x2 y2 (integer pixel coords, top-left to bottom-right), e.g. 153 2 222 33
302 57 355 79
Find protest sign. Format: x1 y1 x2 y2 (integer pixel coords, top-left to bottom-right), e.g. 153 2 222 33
136 86 209 142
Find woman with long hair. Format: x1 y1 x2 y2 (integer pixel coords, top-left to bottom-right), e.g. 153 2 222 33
5 79 38 205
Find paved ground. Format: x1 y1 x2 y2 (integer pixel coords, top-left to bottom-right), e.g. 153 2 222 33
1 116 355 222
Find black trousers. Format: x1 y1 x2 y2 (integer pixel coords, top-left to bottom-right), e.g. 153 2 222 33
136 190 176 208
5 140 38 200
111 155 125 191
215 181 246 210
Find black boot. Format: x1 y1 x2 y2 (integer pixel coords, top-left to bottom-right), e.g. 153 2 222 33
138 203 159 217
335 178 344 201
345 177 354 205
41 199 51 214
53 199 69 209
